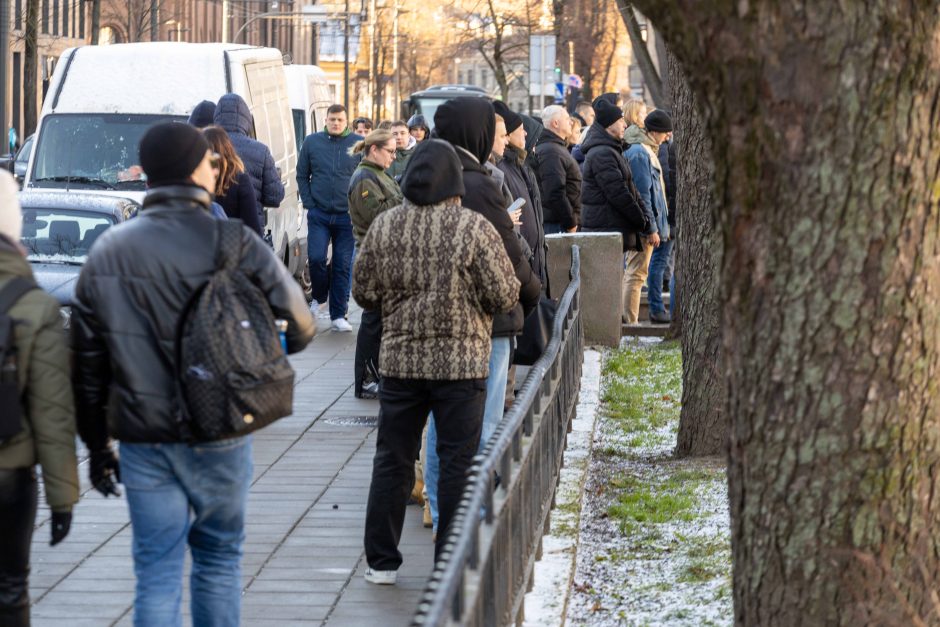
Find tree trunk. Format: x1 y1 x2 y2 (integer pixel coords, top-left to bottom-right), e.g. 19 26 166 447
634 0 940 623
22 0 38 135
90 0 101 44
670 51 724 458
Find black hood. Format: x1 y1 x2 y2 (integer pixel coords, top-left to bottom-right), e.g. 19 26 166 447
580 122 623 155
433 98 495 165
520 114 543 153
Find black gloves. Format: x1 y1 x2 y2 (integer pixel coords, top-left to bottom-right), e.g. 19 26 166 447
50 511 72 546
90 448 121 497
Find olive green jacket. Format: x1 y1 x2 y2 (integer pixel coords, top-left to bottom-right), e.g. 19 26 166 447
348 161 404 244
385 144 415 180
0 239 79 512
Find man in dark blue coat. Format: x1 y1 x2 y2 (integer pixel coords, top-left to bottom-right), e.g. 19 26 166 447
296 104 361 331
212 94 285 226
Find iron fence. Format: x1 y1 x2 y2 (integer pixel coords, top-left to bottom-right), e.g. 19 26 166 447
412 245 584 626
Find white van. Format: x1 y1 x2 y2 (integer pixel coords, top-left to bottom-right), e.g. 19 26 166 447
283 64 333 151
24 42 310 297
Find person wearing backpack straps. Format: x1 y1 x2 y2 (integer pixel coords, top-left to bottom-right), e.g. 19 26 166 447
71 123 316 627
0 170 79 627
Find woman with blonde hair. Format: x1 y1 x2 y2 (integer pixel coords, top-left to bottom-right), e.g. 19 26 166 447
202 125 263 235
623 98 649 131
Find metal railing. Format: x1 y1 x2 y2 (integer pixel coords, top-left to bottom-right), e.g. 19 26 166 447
412 245 584 626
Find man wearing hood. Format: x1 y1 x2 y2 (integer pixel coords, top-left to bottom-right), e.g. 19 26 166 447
422 97 541 534
385 120 417 180
530 105 582 234
624 109 673 324
212 94 285 221
354 139 519 581
579 100 651 324
187 100 216 129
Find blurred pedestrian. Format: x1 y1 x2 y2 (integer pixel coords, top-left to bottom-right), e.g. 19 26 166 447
623 98 648 135
297 104 361 331
386 120 417 180
203 126 263 236
72 122 315 626
407 114 430 142
347 129 402 399
355 139 519 581
353 117 374 137
530 105 582 234
213 94 285 227
187 100 216 128
0 170 78 627
625 109 673 324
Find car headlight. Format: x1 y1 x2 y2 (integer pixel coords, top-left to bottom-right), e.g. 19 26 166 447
59 306 71 329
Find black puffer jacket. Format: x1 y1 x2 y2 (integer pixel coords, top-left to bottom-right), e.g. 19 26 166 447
498 144 547 285
529 130 582 230
580 123 649 251
434 98 541 337
71 185 316 445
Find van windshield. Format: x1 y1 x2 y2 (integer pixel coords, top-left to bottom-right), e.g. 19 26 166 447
31 114 184 190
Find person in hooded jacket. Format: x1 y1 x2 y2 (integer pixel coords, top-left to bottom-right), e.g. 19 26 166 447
424 97 541 534
212 94 285 227
494 101 547 285
187 100 216 128
580 99 651 324
0 171 79 627
625 109 673 324
407 114 430 142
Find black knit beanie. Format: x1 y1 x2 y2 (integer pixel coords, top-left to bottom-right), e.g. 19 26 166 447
644 109 673 133
400 139 465 206
493 100 523 134
594 98 623 129
139 122 210 186
592 92 620 109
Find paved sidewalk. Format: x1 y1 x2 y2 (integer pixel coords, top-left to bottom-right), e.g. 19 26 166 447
26 307 434 627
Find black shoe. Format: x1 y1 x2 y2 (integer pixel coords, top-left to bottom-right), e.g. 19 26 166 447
649 310 671 324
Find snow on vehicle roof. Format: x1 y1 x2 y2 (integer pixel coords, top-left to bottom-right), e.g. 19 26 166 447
50 43 283 116
18 190 138 212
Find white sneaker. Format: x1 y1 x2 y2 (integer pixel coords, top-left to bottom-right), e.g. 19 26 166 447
365 568 397 585
331 318 353 332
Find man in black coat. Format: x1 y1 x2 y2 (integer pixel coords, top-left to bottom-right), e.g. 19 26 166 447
423 98 541 533
529 105 582 234
579 100 651 322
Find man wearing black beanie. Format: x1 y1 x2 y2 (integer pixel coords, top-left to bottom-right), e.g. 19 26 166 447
355 139 519 581
71 121 315 624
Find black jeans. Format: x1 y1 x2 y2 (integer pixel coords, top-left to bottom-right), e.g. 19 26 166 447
354 308 382 397
0 468 37 627
364 377 486 569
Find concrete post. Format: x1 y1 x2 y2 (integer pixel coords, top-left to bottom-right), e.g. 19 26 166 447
546 232 623 347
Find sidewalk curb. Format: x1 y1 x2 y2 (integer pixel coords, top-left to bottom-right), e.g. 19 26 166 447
523 349 604 627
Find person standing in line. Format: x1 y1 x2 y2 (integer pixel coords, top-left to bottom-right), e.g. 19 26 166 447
352 117 374 137
0 171 79 627
355 139 519 582
71 123 315 627
623 98 649 137
529 105 582 234
625 109 673 324
347 129 402 400
385 121 417 180
203 126 263 236
407 114 430 142
297 104 362 331
659 130 678 296
424 98 541 537
212 93 285 229
187 100 216 129
580 99 652 326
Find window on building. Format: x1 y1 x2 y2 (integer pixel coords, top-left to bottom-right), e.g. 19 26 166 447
12 53 22 140
53 0 59 36
41 0 48 34
79 0 84 38
14 0 22 30
63 0 69 37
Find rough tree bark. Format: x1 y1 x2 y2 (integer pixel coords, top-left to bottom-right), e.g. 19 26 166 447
22 0 38 135
632 1 940 623
669 51 724 458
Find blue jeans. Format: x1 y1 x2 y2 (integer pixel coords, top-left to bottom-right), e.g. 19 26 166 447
120 437 253 627
543 222 563 235
424 337 511 531
307 208 355 321
647 238 673 315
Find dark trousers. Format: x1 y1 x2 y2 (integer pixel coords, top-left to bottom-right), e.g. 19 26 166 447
307 208 355 321
364 377 486 569
0 468 37 627
354 308 382 397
